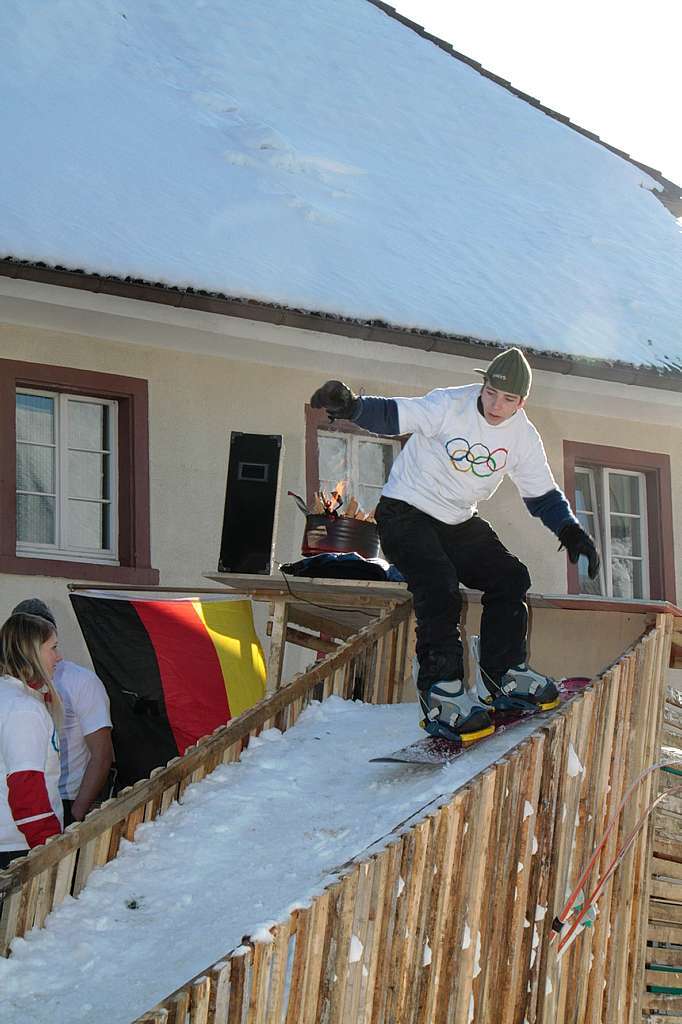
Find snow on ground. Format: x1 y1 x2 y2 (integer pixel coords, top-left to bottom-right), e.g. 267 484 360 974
1 0 681 370
0 696 545 1024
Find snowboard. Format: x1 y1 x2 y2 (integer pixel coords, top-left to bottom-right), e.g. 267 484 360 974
370 677 591 766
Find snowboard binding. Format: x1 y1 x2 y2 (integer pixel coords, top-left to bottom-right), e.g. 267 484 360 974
469 636 560 717
482 664 561 715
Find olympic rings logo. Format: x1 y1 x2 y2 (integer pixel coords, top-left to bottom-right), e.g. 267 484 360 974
445 437 508 478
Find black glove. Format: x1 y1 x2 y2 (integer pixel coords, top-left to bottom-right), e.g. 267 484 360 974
558 523 601 580
310 380 361 421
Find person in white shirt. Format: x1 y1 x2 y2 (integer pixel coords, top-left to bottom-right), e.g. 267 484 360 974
12 599 113 824
310 348 599 744
0 613 63 868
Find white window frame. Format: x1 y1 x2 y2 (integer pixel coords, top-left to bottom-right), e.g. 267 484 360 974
603 467 649 600
16 389 119 565
575 464 649 600
318 430 400 515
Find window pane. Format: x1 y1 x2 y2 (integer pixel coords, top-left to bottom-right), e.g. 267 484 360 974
358 441 395 487
318 434 349 491
574 471 594 513
68 499 108 549
609 473 640 515
16 394 54 443
356 484 382 517
69 450 107 500
612 558 643 600
68 401 107 451
577 510 595 536
16 443 55 494
17 494 56 544
610 514 642 558
578 560 604 596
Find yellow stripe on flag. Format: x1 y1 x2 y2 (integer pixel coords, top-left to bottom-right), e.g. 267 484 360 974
193 600 266 718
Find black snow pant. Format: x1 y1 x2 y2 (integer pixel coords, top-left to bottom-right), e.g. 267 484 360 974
375 497 531 691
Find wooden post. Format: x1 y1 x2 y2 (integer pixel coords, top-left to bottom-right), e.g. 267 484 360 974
267 923 293 1023
326 866 360 1023
300 891 332 1024
207 961 231 1023
266 598 289 693
189 976 211 1024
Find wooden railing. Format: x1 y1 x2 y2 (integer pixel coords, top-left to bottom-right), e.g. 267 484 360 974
0 600 415 958
131 615 673 1024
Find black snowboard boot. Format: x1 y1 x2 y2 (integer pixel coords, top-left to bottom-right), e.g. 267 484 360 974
418 680 494 744
482 663 560 715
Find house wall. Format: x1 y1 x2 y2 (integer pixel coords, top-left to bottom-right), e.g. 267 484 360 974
1 316 680 676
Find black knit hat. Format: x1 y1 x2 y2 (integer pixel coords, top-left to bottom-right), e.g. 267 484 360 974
11 598 57 628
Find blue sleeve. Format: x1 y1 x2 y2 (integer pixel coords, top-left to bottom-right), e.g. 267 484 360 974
523 488 578 536
351 397 401 435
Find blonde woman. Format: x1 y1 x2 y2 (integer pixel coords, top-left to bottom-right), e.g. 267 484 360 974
0 613 64 868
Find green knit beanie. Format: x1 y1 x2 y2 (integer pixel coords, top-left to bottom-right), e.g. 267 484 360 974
475 347 532 398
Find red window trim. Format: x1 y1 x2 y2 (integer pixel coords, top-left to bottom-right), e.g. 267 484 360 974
563 440 675 604
1 359 159 584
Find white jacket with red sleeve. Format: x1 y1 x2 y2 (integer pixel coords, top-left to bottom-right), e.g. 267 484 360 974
0 675 63 852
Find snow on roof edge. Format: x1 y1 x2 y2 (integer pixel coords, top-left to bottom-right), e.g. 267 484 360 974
3 257 681 390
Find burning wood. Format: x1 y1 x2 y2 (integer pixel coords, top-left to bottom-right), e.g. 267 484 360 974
312 481 376 522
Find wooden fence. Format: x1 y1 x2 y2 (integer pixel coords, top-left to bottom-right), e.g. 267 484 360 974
0 599 416 958
642 623 682 1023
0 611 674 1022
127 615 674 1024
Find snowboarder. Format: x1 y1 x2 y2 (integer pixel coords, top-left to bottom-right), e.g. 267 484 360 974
310 347 600 744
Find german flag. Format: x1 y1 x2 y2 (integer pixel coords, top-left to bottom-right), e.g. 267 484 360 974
70 593 266 787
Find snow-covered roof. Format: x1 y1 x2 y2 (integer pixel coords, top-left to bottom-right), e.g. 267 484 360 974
1 0 682 374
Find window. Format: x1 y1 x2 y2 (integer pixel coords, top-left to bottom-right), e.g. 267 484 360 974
305 406 401 518
0 360 158 584
564 442 675 603
317 430 399 517
574 467 648 599
17 390 117 563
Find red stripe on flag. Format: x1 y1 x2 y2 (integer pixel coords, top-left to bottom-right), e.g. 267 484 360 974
132 600 231 754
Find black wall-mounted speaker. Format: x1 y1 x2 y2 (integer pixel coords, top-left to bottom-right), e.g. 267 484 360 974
218 432 282 574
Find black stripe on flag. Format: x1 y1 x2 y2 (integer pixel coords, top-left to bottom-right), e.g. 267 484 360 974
70 595 179 787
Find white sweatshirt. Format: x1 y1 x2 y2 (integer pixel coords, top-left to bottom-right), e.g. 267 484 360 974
0 676 63 851
382 384 556 525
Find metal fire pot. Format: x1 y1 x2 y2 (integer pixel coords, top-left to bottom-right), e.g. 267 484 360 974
301 513 380 560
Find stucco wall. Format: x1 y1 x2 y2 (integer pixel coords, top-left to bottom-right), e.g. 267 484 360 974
1 318 680 673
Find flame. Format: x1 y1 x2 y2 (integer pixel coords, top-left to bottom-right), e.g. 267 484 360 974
333 479 347 498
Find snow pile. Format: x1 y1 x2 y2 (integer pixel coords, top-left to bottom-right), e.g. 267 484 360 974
1 0 681 369
0 695 545 1024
